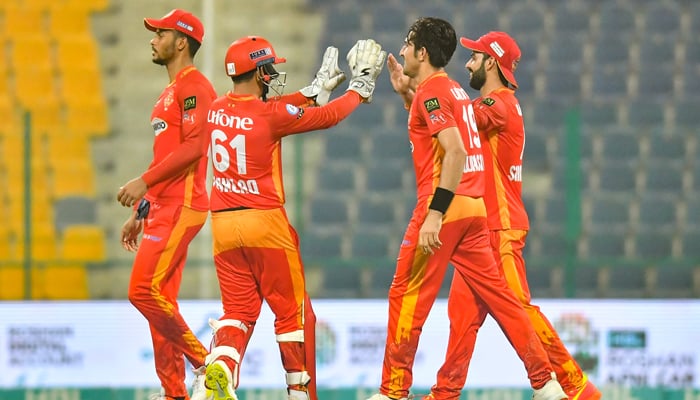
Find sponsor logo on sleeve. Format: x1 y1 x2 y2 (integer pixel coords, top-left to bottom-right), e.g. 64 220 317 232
429 112 447 125
151 118 168 136
183 112 196 125
482 97 496 106
423 97 440 112
184 96 197 111
285 104 304 119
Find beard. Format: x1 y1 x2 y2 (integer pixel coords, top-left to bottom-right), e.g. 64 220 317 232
151 45 174 66
469 62 487 90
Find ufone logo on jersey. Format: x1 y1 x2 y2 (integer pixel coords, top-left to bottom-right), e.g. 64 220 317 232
151 118 168 136
208 109 253 130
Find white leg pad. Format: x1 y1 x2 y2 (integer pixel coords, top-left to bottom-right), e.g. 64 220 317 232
209 318 249 334
206 345 241 365
285 371 311 386
276 330 304 343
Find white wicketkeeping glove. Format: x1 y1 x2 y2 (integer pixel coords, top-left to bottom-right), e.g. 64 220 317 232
299 46 346 105
346 39 387 103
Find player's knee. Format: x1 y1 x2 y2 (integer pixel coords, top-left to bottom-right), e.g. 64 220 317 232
127 285 152 308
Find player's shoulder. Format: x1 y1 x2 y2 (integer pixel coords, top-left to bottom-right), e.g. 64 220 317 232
209 94 229 107
485 87 517 104
178 68 215 92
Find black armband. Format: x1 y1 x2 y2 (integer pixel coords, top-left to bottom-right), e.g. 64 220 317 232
428 187 454 214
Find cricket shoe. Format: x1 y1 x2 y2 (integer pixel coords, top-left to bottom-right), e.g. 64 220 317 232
288 389 310 400
532 374 568 400
206 360 238 400
567 375 601 400
148 389 187 400
366 393 408 400
191 366 213 400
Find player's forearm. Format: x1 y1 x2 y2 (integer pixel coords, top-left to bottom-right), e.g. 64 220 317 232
439 147 466 192
279 91 315 107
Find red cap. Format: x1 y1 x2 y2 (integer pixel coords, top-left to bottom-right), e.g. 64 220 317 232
144 9 204 44
460 31 520 88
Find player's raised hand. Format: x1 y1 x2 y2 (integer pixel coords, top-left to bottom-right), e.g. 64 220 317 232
387 53 416 106
300 46 346 105
346 39 387 103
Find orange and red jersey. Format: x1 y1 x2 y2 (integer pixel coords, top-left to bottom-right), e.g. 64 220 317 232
208 91 361 211
472 87 529 231
141 66 217 211
408 72 485 200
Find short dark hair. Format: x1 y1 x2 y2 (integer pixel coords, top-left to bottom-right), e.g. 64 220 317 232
231 69 256 83
481 53 510 88
175 30 201 58
406 17 456 68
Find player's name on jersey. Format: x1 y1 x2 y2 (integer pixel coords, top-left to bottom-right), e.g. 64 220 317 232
463 153 485 173
509 164 523 182
213 177 260 194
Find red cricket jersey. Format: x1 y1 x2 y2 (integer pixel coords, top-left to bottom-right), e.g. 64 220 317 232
208 91 361 211
472 87 529 230
408 72 485 200
141 66 217 211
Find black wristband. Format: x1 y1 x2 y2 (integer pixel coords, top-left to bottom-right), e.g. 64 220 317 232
429 187 454 214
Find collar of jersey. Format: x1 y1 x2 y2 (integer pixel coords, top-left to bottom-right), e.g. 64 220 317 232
416 71 448 90
226 91 258 101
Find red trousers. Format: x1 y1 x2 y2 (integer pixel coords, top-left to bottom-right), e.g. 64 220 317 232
433 229 585 398
210 208 317 400
379 196 554 400
128 202 209 398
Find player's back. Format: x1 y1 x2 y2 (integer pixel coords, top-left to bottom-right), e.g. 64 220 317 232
208 92 287 211
474 87 528 230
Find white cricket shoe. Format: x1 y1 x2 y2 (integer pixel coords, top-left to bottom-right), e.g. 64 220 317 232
366 393 408 400
288 389 310 400
191 366 213 400
148 389 165 400
532 375 568 400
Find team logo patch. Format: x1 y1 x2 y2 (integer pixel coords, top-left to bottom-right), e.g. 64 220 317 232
226 62 236 75
183 112 196 125
423 97 440 112
482 97 496 106
429 112 447 125
164 91 174 110
184 96 197 110
286 104 300 116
